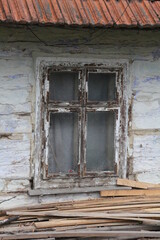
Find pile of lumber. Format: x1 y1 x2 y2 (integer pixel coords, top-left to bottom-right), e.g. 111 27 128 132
1 179 160 239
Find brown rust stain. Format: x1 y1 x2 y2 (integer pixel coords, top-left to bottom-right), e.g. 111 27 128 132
17 113 30 117
126 156 134 179
127 94 134 178
128 93 134 131
114 162 118 175
0 133 12 139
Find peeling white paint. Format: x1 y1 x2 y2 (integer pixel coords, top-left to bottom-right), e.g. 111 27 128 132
132 61 160 130
0 138 30 179
133 135 160 174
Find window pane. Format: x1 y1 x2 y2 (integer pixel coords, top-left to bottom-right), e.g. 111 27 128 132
49 72 79 101
86 111 115 172
88 73 116 101
48 112 78 174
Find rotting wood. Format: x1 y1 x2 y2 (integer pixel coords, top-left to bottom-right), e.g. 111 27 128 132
117 178 160 189
0 225 35 234
0 216 19 226
100 189 160 197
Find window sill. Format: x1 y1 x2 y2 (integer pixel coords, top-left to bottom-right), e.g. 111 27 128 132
28 186 131 196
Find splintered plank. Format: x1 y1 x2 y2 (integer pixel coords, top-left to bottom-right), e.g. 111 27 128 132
117 178 160 189
100 189 160 197
0 225 35 233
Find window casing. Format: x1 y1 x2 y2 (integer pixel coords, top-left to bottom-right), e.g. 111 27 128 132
42 66 122 181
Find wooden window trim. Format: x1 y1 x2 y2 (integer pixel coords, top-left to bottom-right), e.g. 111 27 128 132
33 59 128 192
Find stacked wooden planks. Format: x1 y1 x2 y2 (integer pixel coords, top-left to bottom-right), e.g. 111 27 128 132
0 179 160 239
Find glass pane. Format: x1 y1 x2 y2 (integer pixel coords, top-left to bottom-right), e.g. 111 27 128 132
49 71 79 101
86 111 115 172
48 112 78 174
88 73 116 101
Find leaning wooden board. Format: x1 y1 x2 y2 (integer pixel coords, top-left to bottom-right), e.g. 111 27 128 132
117 178 160 189
100 189 160 197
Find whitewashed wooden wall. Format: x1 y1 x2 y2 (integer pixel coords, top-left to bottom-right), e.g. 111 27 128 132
0 26 160 209
129 61 160 182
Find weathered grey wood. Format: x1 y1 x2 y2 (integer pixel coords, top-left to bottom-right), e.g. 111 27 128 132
54 223 159 233
1 230 160 239
0 226 35 233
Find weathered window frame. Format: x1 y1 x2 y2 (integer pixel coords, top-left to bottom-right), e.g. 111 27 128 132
33 58 128 191
44 67 120 179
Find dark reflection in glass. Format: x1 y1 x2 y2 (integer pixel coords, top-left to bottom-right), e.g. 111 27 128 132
49 72 78 101
88 73 116 101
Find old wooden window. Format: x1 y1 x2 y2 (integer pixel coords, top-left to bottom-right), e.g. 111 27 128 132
42 67 121 180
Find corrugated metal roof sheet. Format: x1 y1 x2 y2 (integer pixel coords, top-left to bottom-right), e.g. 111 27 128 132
0 0 159 28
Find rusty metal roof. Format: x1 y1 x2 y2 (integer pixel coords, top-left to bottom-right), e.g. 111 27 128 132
0 0 160 28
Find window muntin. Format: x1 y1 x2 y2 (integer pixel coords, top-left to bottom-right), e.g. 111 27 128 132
45 68 120 178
